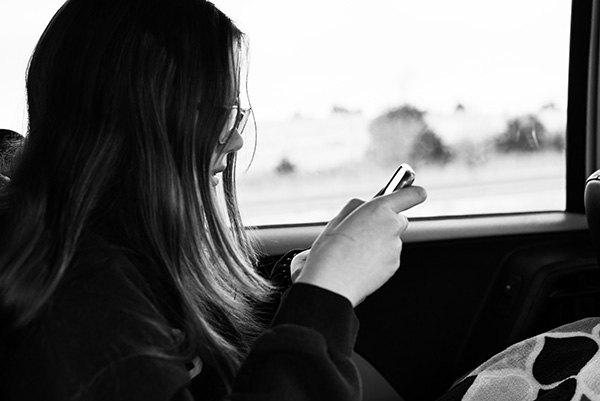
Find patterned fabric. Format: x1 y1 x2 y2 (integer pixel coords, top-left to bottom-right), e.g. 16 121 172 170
444 318 600 401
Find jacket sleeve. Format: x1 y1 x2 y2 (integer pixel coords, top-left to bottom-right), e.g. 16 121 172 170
229 283 361 401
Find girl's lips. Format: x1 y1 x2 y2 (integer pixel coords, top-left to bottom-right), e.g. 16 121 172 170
210 160 227 186
211 163 226 175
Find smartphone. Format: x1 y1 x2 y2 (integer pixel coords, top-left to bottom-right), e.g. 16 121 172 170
374 163 416 197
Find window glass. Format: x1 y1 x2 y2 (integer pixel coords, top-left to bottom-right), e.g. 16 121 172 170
0 1 570 226
1 2 64 128
217 0 571 226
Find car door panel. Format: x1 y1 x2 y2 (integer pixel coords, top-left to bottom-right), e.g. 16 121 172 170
256 216 597 400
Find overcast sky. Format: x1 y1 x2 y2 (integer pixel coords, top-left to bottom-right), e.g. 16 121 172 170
1 0 571 133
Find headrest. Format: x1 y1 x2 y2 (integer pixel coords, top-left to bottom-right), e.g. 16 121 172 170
0 129 23 178
0 129 23 143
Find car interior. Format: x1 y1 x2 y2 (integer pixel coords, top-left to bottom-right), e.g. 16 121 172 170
247 0 600 399
1 0 598 400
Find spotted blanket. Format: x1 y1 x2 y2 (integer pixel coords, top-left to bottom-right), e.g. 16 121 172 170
440 318 600 400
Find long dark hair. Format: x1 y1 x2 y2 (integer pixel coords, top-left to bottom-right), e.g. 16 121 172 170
0 0 273 392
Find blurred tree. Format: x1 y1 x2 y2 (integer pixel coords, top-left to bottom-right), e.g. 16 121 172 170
494 114 548 153
275 157 296 175
367 104 427 166
547 132 566 152
410 128 453 165
367 104 451 166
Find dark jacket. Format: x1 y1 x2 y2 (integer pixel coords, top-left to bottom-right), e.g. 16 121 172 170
0 240 360 401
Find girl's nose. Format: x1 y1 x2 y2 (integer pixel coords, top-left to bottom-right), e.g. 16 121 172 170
223 128 244 153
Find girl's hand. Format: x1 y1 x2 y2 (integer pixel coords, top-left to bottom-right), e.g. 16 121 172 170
295 186 427 307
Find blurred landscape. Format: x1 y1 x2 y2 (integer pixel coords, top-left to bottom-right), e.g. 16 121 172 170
236 105 565 226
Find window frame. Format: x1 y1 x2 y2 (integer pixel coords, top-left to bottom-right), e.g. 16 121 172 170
249 0 595 253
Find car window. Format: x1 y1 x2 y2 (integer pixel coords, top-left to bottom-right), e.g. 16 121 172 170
216 0 571 226
0 1 66 130
1 0 571 227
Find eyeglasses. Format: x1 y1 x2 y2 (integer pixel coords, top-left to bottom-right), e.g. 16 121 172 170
219 106 251 145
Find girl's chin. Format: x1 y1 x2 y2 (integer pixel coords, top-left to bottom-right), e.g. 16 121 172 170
211 174 221 187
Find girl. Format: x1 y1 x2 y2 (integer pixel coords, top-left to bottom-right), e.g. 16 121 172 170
0 0 426 399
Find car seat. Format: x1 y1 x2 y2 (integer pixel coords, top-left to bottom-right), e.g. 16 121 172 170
0 129 24 183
